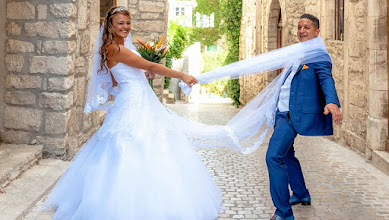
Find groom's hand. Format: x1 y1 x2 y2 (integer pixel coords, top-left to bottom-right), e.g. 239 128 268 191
324 103 343 124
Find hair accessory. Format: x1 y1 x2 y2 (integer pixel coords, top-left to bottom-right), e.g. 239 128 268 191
112 6 127 14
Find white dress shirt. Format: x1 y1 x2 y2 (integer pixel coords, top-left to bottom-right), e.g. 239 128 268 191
277 71 297 112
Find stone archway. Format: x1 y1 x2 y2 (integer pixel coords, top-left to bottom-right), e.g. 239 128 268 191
266 0 282 83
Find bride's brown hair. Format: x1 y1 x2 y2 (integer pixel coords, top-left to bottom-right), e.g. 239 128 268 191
99 6 131 73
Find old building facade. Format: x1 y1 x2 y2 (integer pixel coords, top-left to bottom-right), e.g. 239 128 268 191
239 0 389 174
0 0 168 158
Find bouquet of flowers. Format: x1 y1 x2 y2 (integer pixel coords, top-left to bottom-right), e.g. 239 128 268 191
137 36 169 88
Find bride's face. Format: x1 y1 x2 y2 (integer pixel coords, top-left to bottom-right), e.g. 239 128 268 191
111 13 131 39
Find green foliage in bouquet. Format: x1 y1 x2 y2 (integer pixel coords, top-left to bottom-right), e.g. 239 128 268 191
137 36 169 88
137 36 169 63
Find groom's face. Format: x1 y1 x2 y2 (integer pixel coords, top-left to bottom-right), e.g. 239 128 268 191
297 18 320 42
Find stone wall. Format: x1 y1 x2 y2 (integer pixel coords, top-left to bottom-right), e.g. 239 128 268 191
240 0 388 159
1 0 104 158
0 0 6 132
0 0 170 159
128 0 169 101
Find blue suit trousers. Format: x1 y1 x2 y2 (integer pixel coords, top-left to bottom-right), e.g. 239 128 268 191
266 111 310 218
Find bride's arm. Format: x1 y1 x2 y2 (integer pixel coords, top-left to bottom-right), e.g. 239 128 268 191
107 44 197 86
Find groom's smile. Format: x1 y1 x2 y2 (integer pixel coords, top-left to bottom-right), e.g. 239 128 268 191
297 18 320 42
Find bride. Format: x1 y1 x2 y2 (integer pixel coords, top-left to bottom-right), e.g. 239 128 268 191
43 6 222 220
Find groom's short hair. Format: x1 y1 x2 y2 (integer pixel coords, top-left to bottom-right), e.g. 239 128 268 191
300 14 320 29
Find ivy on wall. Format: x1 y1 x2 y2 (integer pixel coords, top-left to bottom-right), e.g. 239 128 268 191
190 0 222 46
221 0 242 107
165 21 191 89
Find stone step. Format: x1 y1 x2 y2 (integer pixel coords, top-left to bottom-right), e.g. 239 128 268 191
163 89 169 98
166 93 175 104
0 144 43 188
372 150 389 176
0 159 68 220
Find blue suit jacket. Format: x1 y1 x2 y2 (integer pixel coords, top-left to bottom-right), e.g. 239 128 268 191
288 60 340 136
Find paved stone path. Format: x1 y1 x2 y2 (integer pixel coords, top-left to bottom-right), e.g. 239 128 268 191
169 102 389 220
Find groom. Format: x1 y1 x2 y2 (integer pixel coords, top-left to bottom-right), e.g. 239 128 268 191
267 14 342 220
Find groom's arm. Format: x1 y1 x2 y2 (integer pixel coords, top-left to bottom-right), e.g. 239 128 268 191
314 61 342 123
314 61 340 107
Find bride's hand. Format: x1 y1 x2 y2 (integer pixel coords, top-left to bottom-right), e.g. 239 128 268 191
144 70 155 79
181 73 198 87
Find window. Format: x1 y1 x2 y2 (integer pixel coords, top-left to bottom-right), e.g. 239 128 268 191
176 7 180 16
100 0 117 23
176 7 185 16
195 13 215 28
181 7 185 16
335 0 344 41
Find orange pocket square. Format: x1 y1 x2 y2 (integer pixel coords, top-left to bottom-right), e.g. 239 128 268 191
302 64 309 69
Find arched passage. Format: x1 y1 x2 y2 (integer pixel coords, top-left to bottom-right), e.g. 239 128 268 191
266 0 282 82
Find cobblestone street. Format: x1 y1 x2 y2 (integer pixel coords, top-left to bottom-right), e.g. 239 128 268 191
169 102 389 220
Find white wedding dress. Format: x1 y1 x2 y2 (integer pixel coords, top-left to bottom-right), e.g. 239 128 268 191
43 50 222 220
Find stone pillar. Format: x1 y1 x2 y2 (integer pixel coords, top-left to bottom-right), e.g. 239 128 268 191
2 0 104 158
128 0 169 102
366 0 388 156
0 0 6 132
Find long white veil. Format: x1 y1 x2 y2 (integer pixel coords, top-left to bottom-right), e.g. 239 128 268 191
177 37 331 154
84 23 136 113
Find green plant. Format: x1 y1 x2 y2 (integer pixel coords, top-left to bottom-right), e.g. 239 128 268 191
200 51 228 96
221 0 242 107
168 21 190 59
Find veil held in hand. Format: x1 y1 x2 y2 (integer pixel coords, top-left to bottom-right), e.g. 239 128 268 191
177 37 332 154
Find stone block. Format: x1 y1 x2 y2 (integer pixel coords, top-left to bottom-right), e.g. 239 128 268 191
4 106 42 132
80 32 90 54
366 116 387 151
75 78 86 106
48 75 75 91
50 3 76 18
343 129 366 154
0 130 33 144
36 135 67 156
132 20 165 32
5 75 41 89
349 80 367 108
140 12 160 19
75 57 86 75
347 104 368 137
77 0 88 29
368 49 387 91
41 41 77 54
368 89 388 119
368 16 387 50
4 91 36 105
68 109 82 135
37 4 48 20
368 0 387 18
25 21 76 39
82 113 92 131
39 92 73 110
139 1 165 13
29 56 73 75
5 55 24 72
45 111 71 134
7 2 35 20
372 150 389 176
6 21 22 36
5 39 34 53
